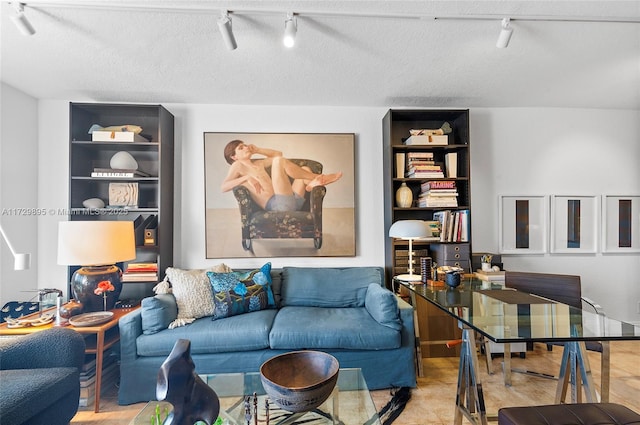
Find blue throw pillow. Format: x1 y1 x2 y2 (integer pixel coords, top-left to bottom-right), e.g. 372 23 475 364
365 283 402 330
141 294 178 334
207 262 276 320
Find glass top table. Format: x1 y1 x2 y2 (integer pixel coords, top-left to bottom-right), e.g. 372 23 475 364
398 277 640 344
130 368 380 425
397 276 640 425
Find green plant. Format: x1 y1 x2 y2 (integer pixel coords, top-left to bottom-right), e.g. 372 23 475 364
150 404 169 425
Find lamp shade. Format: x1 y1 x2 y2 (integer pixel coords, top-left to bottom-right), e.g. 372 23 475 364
389 220 430 239
57 221 136 266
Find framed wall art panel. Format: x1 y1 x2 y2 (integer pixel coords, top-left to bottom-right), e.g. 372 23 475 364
204 132 356 258
602 195 640 253
499 195 548 254
550 195 599 254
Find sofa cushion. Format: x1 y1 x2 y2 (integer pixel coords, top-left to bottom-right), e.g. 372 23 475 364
141 294 178 335
0 367 79 425
161 264 232 328
365 283 402 330
281 267 384 308
137 309 278 356
207 263 276 320
269 306 401 350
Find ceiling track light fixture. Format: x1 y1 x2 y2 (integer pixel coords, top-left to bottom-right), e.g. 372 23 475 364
10 2 36 36
217 10 237 50
283 12 297 48
496 17 513 48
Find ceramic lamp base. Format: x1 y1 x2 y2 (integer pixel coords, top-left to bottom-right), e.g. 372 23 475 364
71 265 122 313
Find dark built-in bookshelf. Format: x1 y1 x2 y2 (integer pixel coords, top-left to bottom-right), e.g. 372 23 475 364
68 103 174 301
383 109 471 358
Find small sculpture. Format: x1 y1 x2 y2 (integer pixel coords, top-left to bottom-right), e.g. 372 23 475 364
156 339 220 425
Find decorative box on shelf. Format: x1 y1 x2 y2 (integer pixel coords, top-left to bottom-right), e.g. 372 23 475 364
92 130 149 143
403 134 449 146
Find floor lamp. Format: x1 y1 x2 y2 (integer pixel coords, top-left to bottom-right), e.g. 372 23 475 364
0 223 31 270
389 220 430 282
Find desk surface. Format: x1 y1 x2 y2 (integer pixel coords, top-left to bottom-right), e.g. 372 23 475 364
398 277 640 344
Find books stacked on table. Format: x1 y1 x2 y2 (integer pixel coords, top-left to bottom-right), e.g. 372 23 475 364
418 180 458 207
122 262 158 282
79 350 119 407
474 270 505 282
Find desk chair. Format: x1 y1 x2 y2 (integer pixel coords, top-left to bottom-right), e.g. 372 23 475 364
504 271 609 401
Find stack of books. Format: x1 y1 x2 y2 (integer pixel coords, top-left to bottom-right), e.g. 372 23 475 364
79 350 119 407
474 270 505 283
418 180 458 207
432 209 470 242
122 262 158 282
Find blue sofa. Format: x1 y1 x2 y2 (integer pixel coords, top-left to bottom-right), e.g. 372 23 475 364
0 327 86 425
118 266 416 405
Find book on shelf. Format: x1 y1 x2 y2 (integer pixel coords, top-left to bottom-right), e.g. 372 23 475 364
91 168 152 178
432 209 469 242
395 153 405 179
445 152 458 178
126 262 158 272
421 180 456 191
406 171 445 179
406 151 434 159
122 272 158 282
418 199 458 208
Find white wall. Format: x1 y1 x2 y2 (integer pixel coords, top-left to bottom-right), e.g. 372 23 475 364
13 101 640 323
470 108 640 322
0 83 38 303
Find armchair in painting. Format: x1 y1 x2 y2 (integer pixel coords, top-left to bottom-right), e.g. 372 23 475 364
232 159 326 251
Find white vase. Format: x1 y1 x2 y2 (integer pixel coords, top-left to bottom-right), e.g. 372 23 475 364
395 182 413 208
481 263 492 272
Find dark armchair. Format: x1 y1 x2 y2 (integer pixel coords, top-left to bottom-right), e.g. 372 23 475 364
232 158 326 251
0 327 86 425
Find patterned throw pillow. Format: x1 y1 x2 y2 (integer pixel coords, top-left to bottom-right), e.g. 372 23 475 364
206 262 276 320
158 263 232 329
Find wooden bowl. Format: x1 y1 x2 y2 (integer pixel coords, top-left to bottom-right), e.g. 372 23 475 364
260 351 339 413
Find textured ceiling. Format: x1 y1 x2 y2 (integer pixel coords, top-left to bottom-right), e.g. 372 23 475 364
1 1 639 109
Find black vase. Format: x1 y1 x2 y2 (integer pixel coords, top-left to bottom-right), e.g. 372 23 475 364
71 265 122 312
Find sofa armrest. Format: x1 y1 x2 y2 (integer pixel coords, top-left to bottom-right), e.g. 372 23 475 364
397 295 415 343
119 308 143 362
0 327 85 370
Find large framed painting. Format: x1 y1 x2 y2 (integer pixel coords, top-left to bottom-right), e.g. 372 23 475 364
550 195 599 254
204 132 356 258
499 195 548 254
602 195 640 253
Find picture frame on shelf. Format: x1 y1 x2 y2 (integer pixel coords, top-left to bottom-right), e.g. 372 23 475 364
499 195 548 254
602 195 640 253
550 195 599 254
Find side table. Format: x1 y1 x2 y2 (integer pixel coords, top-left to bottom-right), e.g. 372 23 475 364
0 306 138 413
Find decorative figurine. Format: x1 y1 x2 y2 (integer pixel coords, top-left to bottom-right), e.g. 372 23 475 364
156 339 220 425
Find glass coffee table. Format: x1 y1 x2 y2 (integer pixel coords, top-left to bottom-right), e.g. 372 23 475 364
130 368 380 425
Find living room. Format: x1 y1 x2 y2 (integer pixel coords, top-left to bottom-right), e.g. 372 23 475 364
1 1 639 424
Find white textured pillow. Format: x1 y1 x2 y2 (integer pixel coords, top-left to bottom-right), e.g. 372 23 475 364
159 264 232 329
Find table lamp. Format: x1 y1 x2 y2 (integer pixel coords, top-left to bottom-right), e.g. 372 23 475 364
389 220 430 282
57 221 135 312
0 223 31 270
